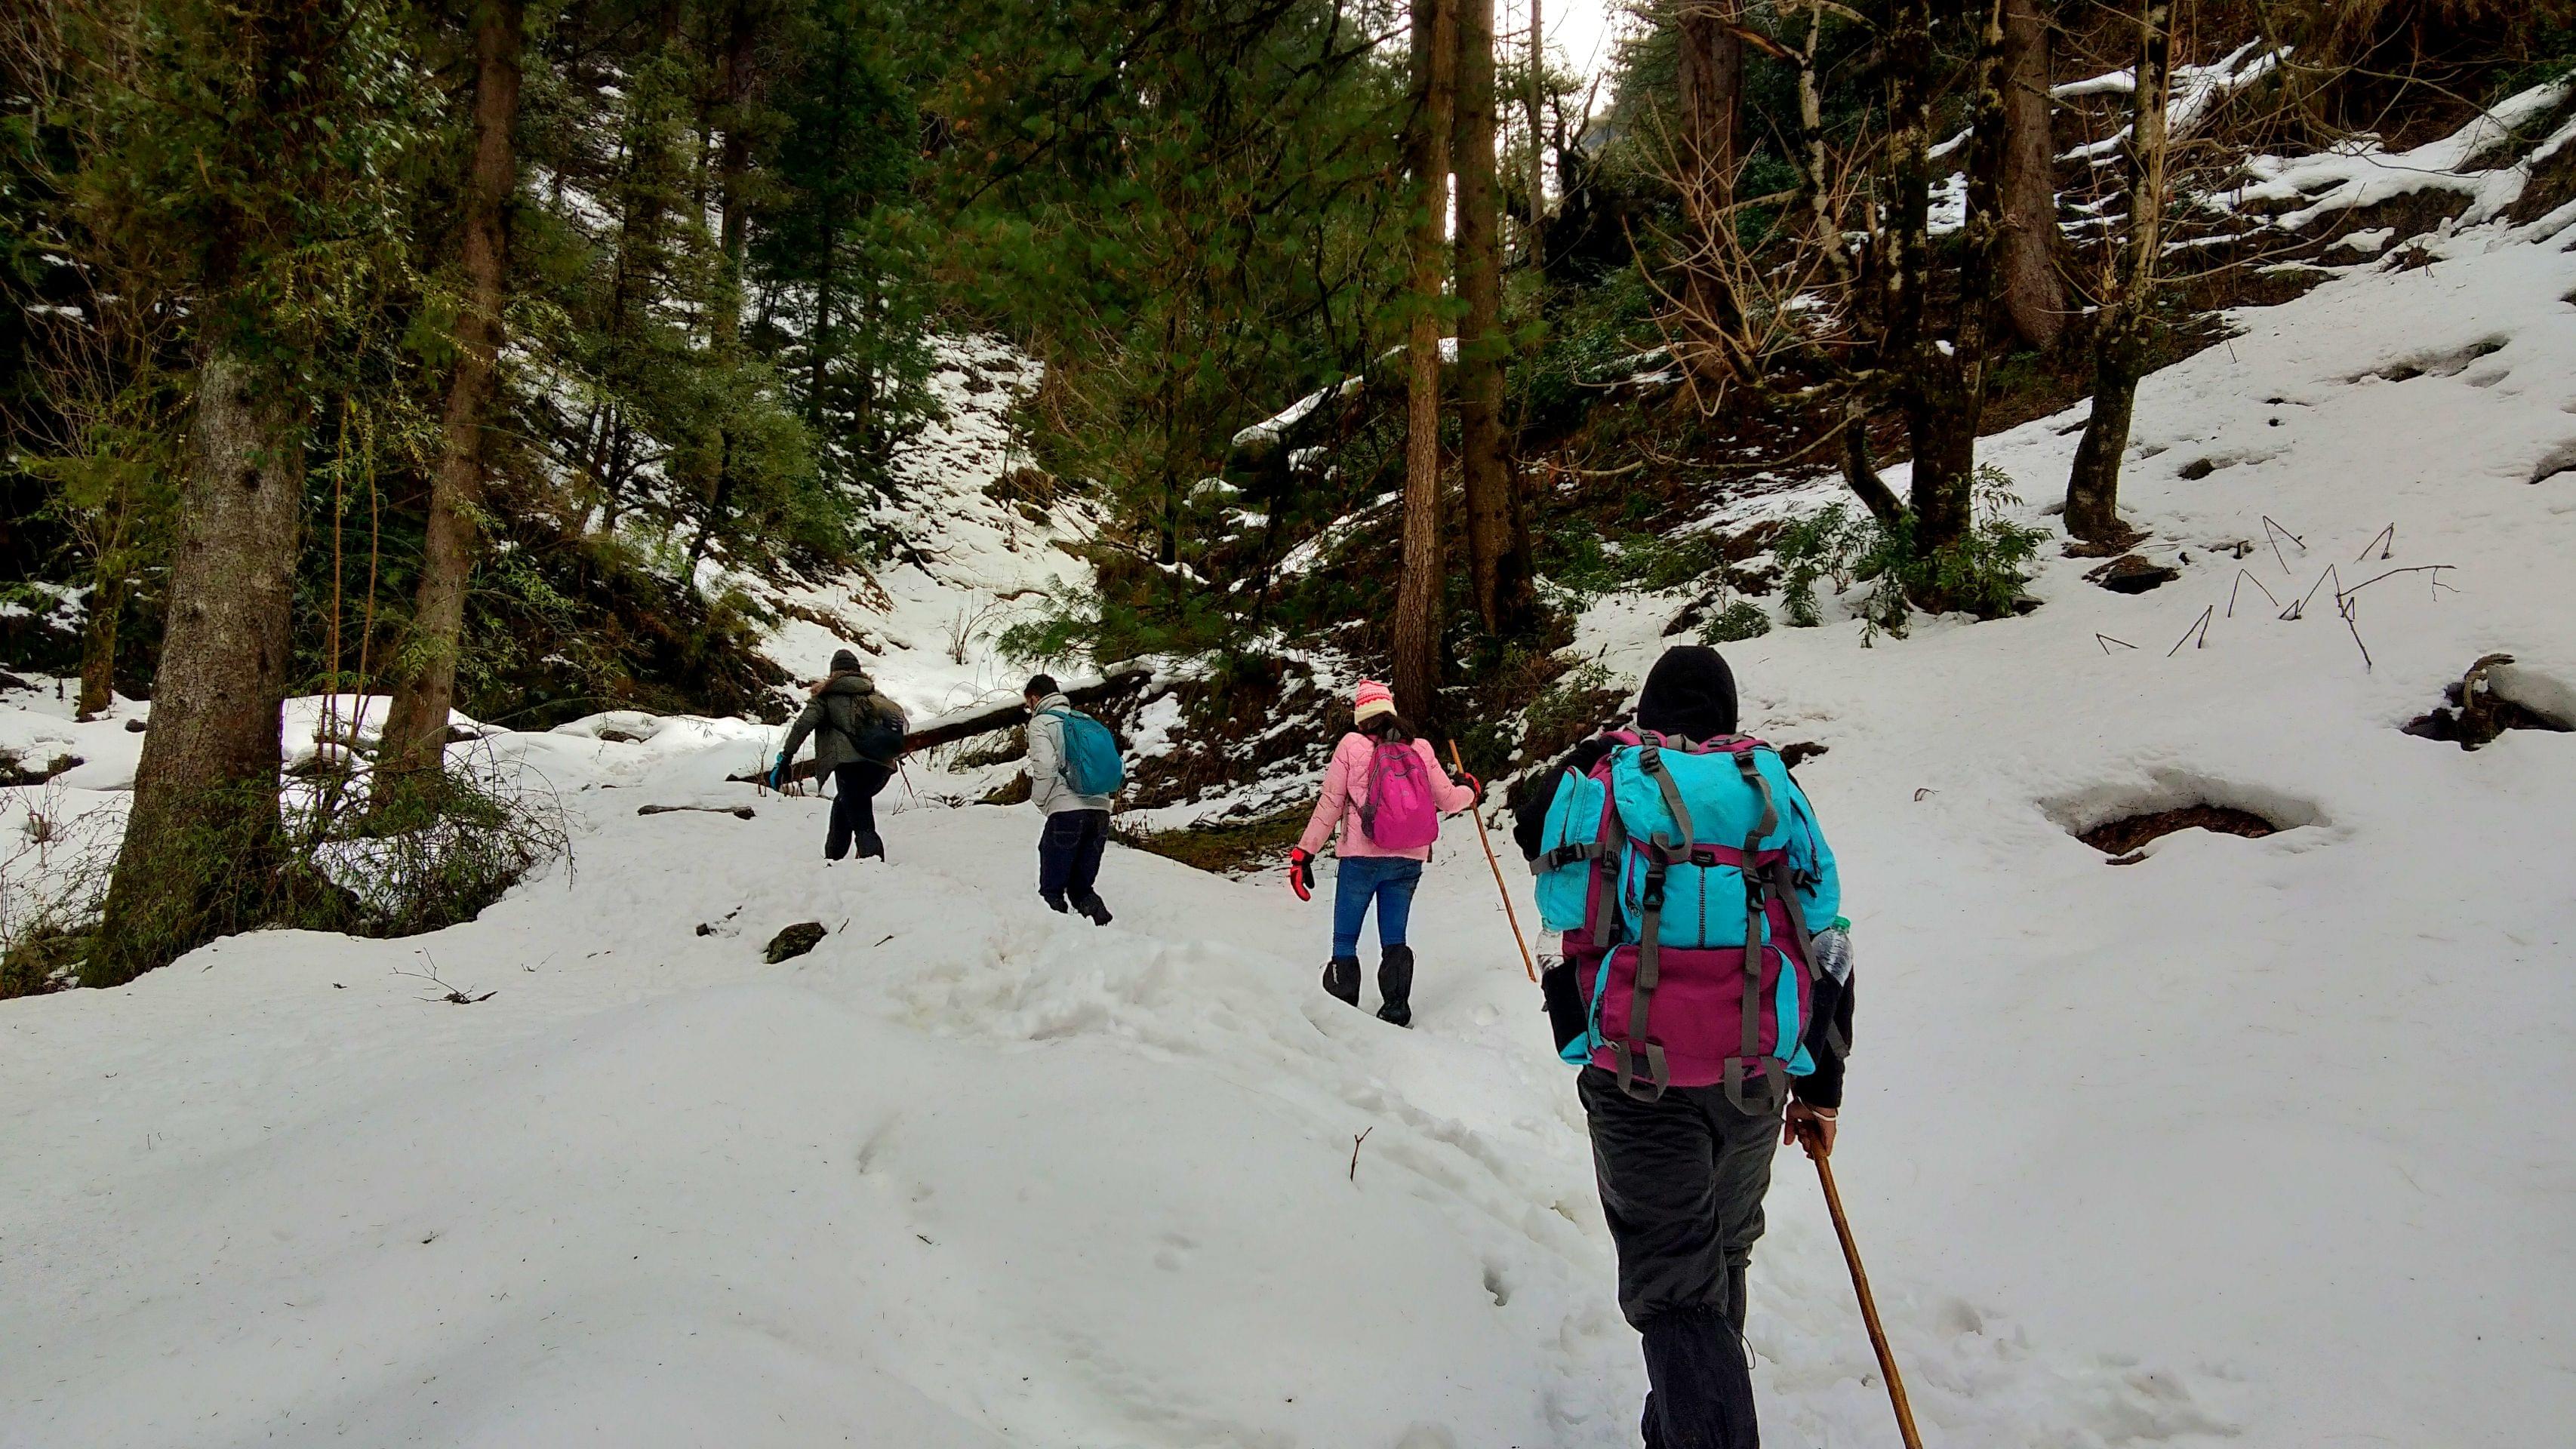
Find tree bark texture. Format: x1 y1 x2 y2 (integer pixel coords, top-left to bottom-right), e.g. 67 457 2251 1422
1454 0 1525 637
378 0 525 788
1395 0 1456 729
1525 0 1546 254
1674 0 1743 377
93 352 305 985
2066 0 2170 543
711 0 761 355
1999 0 2065 349
1889 0 2008 560
77 575 125 720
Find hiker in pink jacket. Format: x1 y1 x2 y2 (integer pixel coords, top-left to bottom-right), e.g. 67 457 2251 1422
1286 680 1479 1026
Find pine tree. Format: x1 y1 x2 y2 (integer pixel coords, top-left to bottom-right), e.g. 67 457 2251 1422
378 0 528 795
85 0 422 983
1395 0 1455 728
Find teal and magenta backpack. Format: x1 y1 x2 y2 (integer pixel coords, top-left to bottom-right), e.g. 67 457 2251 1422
1532 730 1841 1106
1042 707 1127 797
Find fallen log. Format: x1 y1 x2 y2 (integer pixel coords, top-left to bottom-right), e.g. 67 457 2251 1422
728 665 1154 786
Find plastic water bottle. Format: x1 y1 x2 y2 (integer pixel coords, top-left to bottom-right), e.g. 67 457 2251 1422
1811 919 1853 983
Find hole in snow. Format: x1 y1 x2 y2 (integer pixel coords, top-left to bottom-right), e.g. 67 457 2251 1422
2402 654 2576 750
2044 772 2323 863
1482 1263 1513 1307
2528 441 2576 484
2464 366 2510 389
2348 337 2510 385
2177 458 2219 481
2079 806 2284 860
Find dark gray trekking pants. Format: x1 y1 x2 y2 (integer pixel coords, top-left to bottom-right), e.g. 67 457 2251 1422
1579 1066 1783 1448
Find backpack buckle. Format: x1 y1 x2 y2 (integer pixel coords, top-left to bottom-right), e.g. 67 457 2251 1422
1611 1039 1668 1102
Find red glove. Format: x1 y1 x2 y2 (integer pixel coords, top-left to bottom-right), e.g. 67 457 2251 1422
1460 770 1485 804
1287 848 1315 901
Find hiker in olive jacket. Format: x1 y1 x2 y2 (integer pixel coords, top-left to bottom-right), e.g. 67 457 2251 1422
1023 674 1113 924
773 648 908 861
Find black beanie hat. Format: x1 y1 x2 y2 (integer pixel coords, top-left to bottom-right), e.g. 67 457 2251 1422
1636 645 1738 741
829 648 863 675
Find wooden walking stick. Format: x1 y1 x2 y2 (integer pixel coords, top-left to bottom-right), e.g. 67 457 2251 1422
1447 741 1537 983
1799 1125 1925 1449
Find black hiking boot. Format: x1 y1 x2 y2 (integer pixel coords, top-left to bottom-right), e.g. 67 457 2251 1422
1074 893 1113 927
1376 945 1414 1027
1322 955 1362 1007
1042 893 1071 914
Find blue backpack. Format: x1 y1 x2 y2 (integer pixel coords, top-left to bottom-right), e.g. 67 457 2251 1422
1531 729 1841 1105
1042 708 1127 796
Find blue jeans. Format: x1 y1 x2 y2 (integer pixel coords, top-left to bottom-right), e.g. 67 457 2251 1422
1331 856 1422 957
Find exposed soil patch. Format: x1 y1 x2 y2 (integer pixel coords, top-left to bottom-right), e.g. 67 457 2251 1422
2078 804 2282 858
1115 807 1307 877
0 749 82 787
2085 554 2181 594
764 922 827 963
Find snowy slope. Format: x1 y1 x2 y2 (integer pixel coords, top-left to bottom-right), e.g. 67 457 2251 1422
750 335 1105 723
8 214 2576 1449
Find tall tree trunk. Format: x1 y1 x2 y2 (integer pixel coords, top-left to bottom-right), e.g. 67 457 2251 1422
1674 0 1742 380
377 0 525 793
91 352 305 986
76 574 125 721
1454 0 1520 636
1394 0 1456 728
683 0 762 595
808 214 836 428
1525 0 1545 260
712 0 758 355
1891 0 2009 561
2067 0 2169 544
1999 0 2065 349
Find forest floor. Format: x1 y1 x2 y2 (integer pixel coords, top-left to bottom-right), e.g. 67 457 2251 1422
9 180 2576 1449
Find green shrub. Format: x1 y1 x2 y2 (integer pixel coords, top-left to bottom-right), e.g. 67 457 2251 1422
4 755 568 992
1703 599 1771 643
1521 660 1627 761
1774 465 2044 639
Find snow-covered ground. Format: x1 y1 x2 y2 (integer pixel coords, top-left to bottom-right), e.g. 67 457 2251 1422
10 190 2576 1449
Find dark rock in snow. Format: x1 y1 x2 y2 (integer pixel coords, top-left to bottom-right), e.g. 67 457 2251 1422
125 718 148 733
2085 554 2182 595
765 922 827 963
2403 653 2575 749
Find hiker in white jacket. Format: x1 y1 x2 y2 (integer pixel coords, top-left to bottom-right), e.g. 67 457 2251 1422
1023 675 1113 924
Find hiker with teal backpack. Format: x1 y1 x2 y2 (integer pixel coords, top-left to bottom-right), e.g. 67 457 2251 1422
1286 679 1479 1027
1023 675 1125 924
1507 645 1855 1449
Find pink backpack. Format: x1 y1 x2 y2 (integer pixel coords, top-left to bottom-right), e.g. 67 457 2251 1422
1358 738 1440 850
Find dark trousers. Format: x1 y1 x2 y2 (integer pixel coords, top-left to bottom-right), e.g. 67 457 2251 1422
1579 1066 1783 1449
826 761 891 860
1037 808 1109 907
